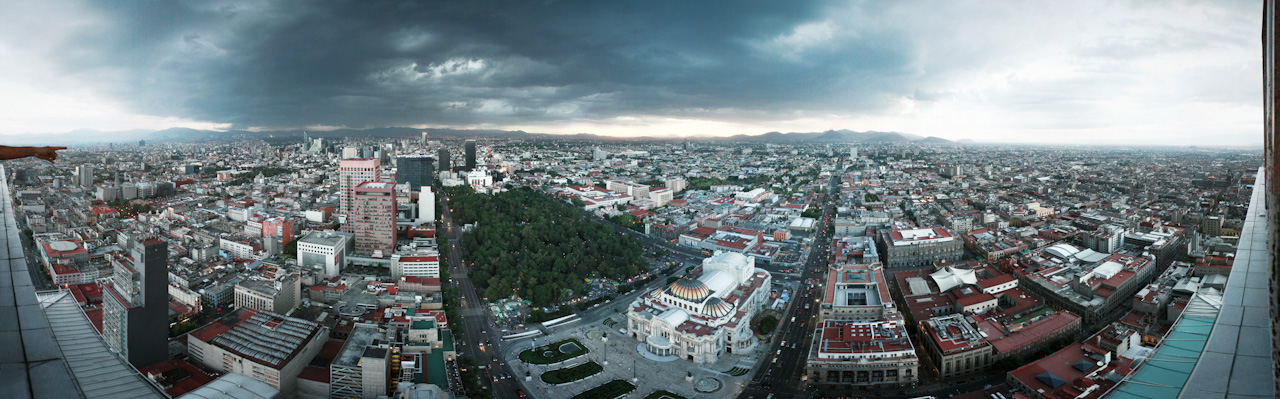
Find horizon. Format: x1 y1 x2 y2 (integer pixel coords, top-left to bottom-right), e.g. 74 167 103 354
0 1 1264 146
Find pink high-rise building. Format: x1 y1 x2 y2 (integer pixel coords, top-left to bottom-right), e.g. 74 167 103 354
350 181 397 255
339 158 381 216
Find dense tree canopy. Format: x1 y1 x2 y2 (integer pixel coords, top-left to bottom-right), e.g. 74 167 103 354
448 187 645 307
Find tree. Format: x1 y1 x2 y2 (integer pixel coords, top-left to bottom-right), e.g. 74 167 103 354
754 315 778 335
445 188 645 309
802 207 822 219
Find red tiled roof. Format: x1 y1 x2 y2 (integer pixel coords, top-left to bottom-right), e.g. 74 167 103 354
138 359 218 397
956 293 997 307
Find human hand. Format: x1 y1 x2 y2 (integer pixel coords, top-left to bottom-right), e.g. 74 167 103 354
34 146 66 163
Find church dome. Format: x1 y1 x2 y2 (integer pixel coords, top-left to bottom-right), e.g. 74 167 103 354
668 278 711 301
702 297 735 318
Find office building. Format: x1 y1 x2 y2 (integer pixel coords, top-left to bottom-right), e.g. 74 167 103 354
234 271 301 314
188 309 329 396
395 155 435 190
391 253 440 279
665 177 687 193
418 187 436 224
342 146 362 159
805 319 919 388
607 180 650 198
102 237 170 367
298 231 354 278
331 326 392 399
75 164 93 186
819 262 895 321
920 314 994 380
880 227 963 268
463 140 476 171
437 149 450 172
261 216 298 245
350 181 397 255
339 158 381 216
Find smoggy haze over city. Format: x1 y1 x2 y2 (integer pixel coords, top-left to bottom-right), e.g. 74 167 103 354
0 1 1264 146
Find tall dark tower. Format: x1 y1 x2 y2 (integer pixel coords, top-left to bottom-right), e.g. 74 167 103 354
438 149 451 172
464 140 477 171
395 155 435 190
103 237 169 367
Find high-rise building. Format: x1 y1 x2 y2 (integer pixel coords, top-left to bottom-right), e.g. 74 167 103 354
262 217 298 245
417 187 435 224
350 181 397 255
464 140 476 171
437 149 450 172
102 237 169 367
339 158 381 216
665 177 687 193
395 155 435 190
342 146 362 159
76 164 93 186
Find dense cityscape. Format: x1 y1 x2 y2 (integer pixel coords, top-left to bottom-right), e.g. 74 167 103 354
0 134 1267 399
2 1 1277 399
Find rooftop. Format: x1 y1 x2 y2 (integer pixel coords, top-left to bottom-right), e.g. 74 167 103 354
333 325 382 368
191 308 322 369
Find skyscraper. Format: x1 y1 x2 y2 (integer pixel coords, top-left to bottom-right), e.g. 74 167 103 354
339 158 381 216
418 187 435 224
395 155 435 190
438 148 451 172
102 237 169 367
464 140 476 171
350 181 397 255
76 164 93 186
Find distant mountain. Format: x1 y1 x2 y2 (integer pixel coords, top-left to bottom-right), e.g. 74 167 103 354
725 129 945 144
917 136 954 144
6 126 971 145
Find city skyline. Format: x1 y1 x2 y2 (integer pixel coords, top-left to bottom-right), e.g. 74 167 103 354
0 1 1265 146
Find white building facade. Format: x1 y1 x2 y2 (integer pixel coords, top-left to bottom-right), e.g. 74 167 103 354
626 251 772 364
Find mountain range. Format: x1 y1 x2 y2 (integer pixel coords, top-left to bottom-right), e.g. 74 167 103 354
4 127 961 145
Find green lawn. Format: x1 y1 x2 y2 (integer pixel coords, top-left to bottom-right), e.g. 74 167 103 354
573 380 636 399
541 361 603 384
519 338 589 365
644 390 688 399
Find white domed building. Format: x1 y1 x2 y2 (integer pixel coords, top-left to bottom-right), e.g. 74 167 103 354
626 251 772 363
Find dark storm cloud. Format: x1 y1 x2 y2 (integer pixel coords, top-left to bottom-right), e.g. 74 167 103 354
46 0 920 129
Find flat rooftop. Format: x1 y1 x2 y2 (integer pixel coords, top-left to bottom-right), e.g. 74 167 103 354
333 325 382 368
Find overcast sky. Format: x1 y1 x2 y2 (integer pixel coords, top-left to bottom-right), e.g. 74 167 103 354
0 0 1263 145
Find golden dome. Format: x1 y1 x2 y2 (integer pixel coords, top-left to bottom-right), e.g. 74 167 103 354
702 297 735 318
668 277 711 301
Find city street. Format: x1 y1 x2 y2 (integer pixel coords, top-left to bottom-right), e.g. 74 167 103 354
739 160 843 399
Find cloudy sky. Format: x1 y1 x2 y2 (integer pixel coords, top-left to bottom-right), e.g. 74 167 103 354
0 0 1263 145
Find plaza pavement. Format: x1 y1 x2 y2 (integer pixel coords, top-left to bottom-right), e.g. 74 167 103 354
505 320 771 399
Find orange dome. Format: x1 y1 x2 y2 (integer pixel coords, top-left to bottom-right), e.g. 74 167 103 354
668 277 711 301
702 297 734 318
